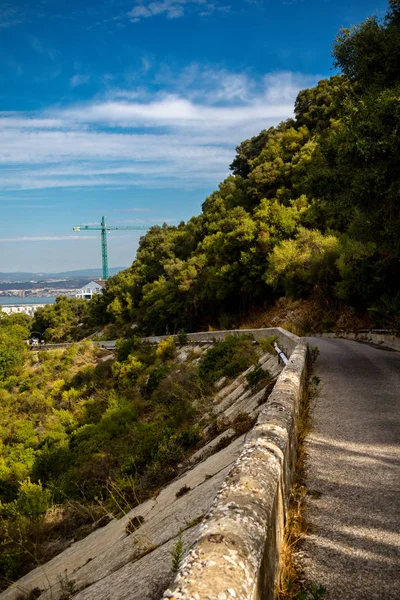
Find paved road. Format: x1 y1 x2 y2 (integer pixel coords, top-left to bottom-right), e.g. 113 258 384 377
302 337 400 600
34 340 117 350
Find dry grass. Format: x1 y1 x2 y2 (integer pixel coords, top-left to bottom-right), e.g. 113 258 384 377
239 298 315 333
276 347 319 600
239 297 372 335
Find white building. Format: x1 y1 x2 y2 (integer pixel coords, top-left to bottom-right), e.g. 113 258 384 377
0 304 45 317
75 280 105 300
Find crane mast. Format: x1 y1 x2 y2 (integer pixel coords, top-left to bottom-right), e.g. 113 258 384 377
73 215 150 280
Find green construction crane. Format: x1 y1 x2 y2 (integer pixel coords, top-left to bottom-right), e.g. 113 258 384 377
73 216 150 280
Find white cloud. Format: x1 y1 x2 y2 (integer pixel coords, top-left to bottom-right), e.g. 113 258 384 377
128 0 223 22
0 204 58 209
0 236 97 242
28 37 58 61
0 69 320 191
61 96 292 128
0 2 24 27
104 208 151 212
70 74 91 88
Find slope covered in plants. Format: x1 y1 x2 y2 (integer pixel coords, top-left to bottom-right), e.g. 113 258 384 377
0 321 275 589
46 1 398 337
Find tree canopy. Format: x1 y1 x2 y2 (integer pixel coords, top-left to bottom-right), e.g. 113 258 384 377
37 2 400 337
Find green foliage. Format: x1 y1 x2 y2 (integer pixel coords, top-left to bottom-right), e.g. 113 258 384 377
333 1 400 90
31 297 89 342
198 335 258 383
175 485 191 498
294 75 349 133
177 330 188 344
57 571 77 600
266 228 340 300
258 336 279 354
293 584 327 600
0 336 207 588
115 336 140 361
75 1 400 334
245 365 270 391
0 314 28 382
169 530 186 573
3 0 400 587
15 479 51 520
155 337 176 361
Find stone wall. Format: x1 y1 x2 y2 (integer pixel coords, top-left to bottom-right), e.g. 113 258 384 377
314 331 400 352
162 330 308 600
143 327 300 358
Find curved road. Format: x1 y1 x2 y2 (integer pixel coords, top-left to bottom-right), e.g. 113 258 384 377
301 337 400 599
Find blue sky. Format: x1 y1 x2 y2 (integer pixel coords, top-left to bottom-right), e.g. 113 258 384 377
0 0 388 272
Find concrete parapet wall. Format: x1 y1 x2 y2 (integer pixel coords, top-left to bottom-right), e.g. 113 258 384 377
314 331 400 352
162 332 308 600
143 327 300 358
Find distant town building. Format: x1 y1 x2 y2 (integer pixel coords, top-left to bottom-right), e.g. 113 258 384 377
75 280 105 300
0 304 45 317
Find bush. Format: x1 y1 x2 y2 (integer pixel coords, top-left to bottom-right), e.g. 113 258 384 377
245 365 270 391
113 355 144 382
15 479 51 520
198 335 258 383
155 337 176 362
177 331 188 344
258 335 278 354
232 412 257 435
115 336 140 362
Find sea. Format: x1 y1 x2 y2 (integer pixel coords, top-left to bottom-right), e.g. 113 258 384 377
0 297 56 306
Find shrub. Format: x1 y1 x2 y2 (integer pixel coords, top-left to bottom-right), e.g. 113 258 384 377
15 479 51 520
175 485 190 498
177 331 188 345
151 368 201 427
156 337 176 362
245 365 270 391
140 363 170 397
115 337 140 362
170 530 185 573
198 335 258 383
258 335 279 354
232 413 256 436
115 355 144 382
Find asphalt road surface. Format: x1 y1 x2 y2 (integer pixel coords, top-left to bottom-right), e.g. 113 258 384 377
301 337 400 599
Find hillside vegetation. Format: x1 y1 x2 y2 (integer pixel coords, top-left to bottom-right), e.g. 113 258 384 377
1 1 399 591
33 2 400 341
0 314 265 589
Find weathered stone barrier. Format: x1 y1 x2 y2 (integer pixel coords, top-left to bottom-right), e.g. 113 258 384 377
143 327 300 359
313 331 400 352
158 328 308 600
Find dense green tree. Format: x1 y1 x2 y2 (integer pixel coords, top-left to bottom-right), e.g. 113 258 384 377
294 75 350 133
32 297 89 342
333 0 400 90
0 313 29 381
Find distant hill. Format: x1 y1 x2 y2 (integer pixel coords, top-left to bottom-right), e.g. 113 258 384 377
0 268 127 283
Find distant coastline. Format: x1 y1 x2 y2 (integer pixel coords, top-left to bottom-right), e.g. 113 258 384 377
0 297 57 306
